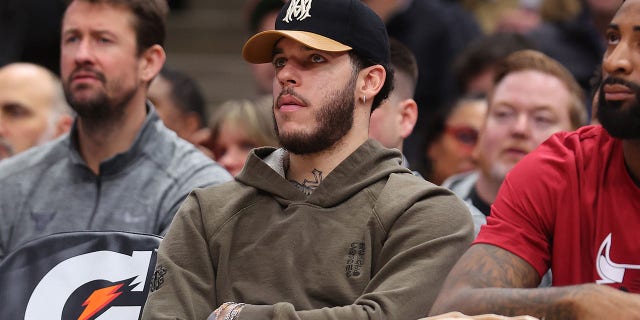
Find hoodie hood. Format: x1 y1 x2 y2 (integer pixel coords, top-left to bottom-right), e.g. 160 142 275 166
236 139 411 208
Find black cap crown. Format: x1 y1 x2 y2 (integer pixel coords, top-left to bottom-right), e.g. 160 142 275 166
243 0 390 68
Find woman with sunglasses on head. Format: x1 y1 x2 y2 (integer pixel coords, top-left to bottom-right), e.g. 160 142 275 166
424 94 487 186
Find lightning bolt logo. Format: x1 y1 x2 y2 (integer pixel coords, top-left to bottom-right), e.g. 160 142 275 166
77 284 124 320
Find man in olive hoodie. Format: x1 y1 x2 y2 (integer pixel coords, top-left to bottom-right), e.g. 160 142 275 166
142 0 474 319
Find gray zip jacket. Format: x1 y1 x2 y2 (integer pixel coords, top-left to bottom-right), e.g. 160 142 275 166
0 104 232 260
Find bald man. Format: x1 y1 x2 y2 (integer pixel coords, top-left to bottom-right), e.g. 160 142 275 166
0 63 73 160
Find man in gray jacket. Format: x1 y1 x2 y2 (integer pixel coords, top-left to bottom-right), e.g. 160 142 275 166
0 0 231 260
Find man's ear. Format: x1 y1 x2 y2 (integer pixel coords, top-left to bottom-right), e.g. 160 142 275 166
358 64 386 105
398 98 418 139
55 114 74 138
139 44 166 84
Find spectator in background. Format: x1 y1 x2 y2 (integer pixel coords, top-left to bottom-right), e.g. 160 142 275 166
205 98 278 176
492 0 543 34
0 63 73 160
243 0 284 96
362 0 482 173
453 32 536 95
202 0 285 168
526 0 616 97
423 94 487 185
148 66 210 149
457 0 537 34
430 2 640 317
443 50 587 236
0 0 231 260
368 38 418 171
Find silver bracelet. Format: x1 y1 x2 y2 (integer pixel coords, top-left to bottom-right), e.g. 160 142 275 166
223 303 245 320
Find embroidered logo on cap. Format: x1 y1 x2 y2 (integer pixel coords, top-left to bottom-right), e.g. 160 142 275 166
283 0 312 23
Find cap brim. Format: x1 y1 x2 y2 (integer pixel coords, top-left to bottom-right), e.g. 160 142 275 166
242 30 352 64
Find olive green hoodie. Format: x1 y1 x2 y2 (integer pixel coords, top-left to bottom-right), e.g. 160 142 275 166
142 139 473 320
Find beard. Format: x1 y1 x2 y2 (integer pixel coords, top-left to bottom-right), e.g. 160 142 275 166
63 68 136 124
598 77 640 139
274 76 356 155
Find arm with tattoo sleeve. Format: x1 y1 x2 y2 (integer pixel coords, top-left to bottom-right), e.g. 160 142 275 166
429 244 640 320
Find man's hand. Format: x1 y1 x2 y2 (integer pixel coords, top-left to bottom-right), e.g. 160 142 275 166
208 302 245 320
422 312 538 320
569 284 640 320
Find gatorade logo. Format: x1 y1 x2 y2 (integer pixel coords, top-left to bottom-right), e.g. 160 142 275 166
24 250 154 320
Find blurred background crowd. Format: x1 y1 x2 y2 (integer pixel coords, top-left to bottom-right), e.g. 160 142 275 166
0 0 615 179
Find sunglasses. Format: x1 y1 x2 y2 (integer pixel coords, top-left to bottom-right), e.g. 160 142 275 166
445 126 479 147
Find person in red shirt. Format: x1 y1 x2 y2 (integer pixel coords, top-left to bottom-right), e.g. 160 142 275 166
430 0 640 319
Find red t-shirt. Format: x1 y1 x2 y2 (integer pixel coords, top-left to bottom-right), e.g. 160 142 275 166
476 125 640 292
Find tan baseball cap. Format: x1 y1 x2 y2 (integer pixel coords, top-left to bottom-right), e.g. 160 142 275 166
242 0 390 67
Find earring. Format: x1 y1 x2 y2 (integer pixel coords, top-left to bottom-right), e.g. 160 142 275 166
362 95 366 104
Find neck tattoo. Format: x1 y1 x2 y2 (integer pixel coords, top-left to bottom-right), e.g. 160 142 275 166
289 168 323 196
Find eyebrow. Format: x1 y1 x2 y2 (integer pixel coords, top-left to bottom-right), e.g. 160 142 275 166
1 102 30 113
62 28 117 37
608 23 640 32
492 101 555 112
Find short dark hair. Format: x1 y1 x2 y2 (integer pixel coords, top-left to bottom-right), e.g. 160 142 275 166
65 0 168 55
389 38 418 95
453 32 536 94
159 67 207 128
246 0 284 34
349 51 394 111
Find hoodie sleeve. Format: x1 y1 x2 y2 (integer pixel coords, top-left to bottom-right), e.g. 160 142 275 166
142 191 218 320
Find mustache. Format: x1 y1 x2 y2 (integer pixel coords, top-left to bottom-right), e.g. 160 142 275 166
275 87 310 107
69 67 106 83
601 77 640 92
